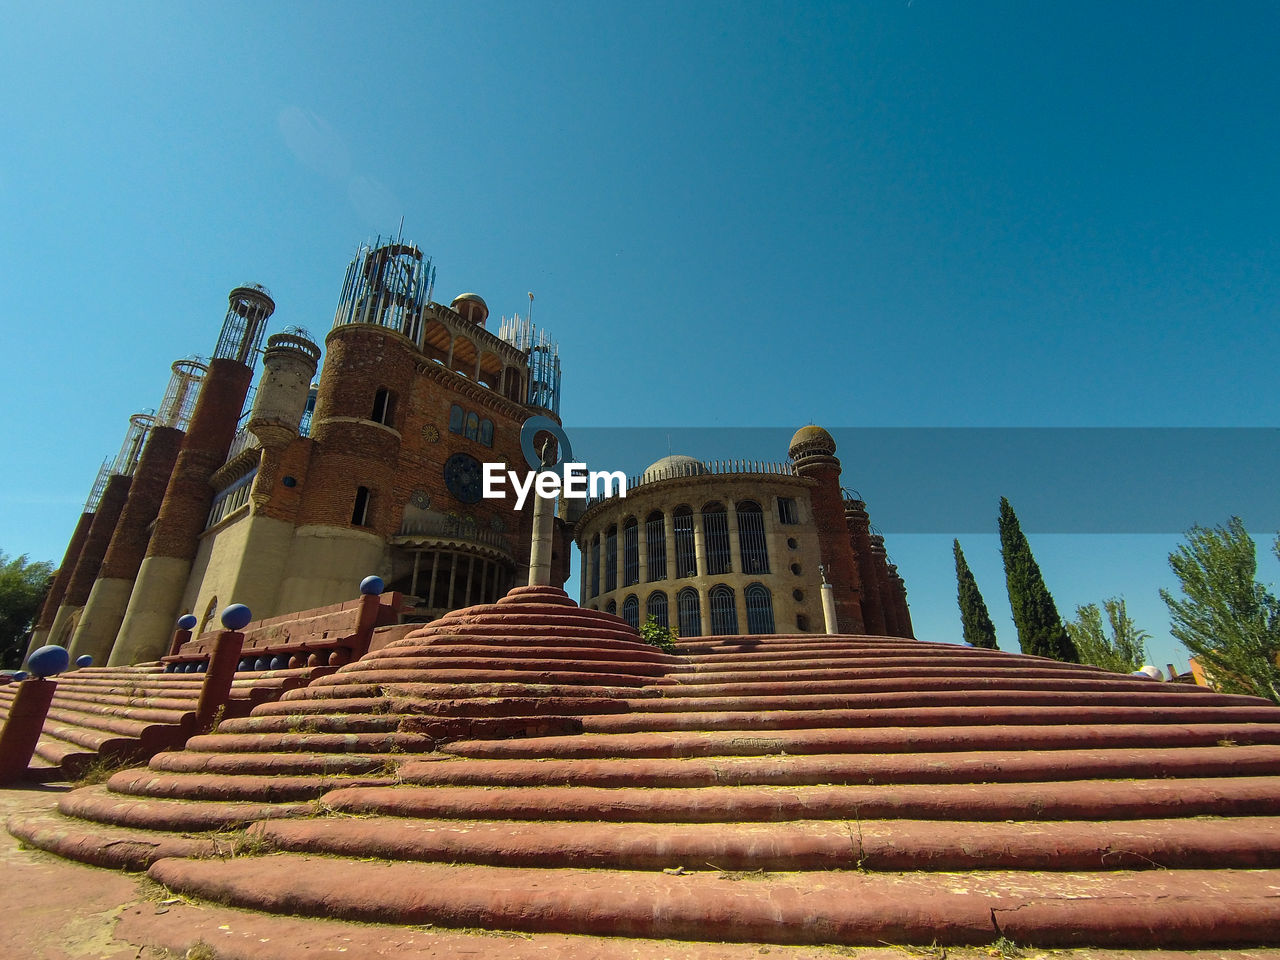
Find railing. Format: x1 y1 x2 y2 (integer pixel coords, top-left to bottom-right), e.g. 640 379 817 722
395 515 512 554
584 459 797 508
225 427 260 462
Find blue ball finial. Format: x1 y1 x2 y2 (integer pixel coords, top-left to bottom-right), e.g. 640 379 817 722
360 575 385 596
27 645 71 679
75 655 93 668
11 671 28 682
221 604 253 631
177 614 198 631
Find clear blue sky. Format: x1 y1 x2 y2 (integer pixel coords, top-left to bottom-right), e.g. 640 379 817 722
3 1 1277 671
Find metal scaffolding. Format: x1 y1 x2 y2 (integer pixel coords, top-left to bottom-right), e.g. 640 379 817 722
332 239 435 343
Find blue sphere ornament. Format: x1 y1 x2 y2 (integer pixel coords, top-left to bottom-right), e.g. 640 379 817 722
270 656 287 670
11 671 28 682
177 614 198 631
75 655 93 668
196 662 208 673
254 658 270 671
238 659 252 672
360 575 385 596
27 645 71 679
221 604 252 631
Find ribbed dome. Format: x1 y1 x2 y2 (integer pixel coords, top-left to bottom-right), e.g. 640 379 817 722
788 424 835 458
641 455 706 484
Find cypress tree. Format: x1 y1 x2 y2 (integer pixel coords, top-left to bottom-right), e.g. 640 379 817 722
998 497 1079 662
953 539 999 649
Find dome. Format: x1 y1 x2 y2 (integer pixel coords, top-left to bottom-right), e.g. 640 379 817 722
788 424 836 458
641 454 706 484
450 293 489 326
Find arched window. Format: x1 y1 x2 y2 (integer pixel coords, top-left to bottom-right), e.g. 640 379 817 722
604 524 618 592
703 502 731 575
199 596 218 636
622 517 639 586
737 501 770 574
465 412 480 440
710 584 738 635
449 404 464 434
745 583 775 634
622 594 639 629
677 588 701 638
645 510 666 581
606 599 617 616
646 591 668 628
479 419 494 446
589 534 601 597
673 506 696 578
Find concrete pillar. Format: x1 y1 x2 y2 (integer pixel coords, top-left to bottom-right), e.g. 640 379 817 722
698 585 711 637
47 473 132 648
733 585 749 635
726 502 742 575
692 513 708 579
529 488 555 588
821 583 838 634
636 523 649 586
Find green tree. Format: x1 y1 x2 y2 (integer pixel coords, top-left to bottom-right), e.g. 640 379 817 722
953 539 998 649
998 497 1079 662
1160 518 1280 703
638 614 677 653
1065 597 1149 674
0 552 54 669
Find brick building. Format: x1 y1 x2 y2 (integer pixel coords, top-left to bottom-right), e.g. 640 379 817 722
42 238 570 666
573 425 912 638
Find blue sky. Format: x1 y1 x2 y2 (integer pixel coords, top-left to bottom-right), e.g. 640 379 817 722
2 1 1277 670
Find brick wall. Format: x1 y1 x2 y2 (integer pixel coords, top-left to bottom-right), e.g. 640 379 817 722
99 426 183 580
62 473 132 606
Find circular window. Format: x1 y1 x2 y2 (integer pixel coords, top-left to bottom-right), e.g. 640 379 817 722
443 453 484 504
490 515 506 532
410 488 431 509
790 562 801 575
281 475 297 488
787 537 798 550
422 424 440 443
793 589 804 602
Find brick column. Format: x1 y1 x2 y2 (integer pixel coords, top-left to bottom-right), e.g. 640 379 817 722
26 512 94 658
46 473 132 647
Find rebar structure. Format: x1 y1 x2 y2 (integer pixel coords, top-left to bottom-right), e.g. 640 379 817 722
332 239 435 343
112 414 156 477
213 284 274 365
156 358 208 430
497 313 562 414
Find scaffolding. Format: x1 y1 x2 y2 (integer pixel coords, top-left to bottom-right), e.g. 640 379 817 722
332 238 435 343
213 284 275 365
497 313 562 414
83 458 112 512
156 357 207 431
111 414 155 477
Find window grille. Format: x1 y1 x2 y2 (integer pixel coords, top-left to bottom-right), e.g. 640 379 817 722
703 502 731 575
645 511 667 581
646 591 669 628
745 583 775 634
606 599 617 616
673 507 697 577
622 594 639 629
605 525 618 592
589 535 600 597
622 519 639 586
677 588 701 637
479 419 494 446
737 501 770 574
778 497 799 525
709 585 738 635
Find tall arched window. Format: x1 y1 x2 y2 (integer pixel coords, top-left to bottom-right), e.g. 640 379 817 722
645 510 666 581
646 591 669 628
703 502 731 575
677 587 701 637
622 594 639 629
745 583 775 634
589 534 601 597
606 599 617 616
449 404 464 434
710 584 738 635
371 387 395 426
465 412 480 440
479 419 494 446
622 517 639 586
673 506 696 578
605 524 618 592
737 500 770 574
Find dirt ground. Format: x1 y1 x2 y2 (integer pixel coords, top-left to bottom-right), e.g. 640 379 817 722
3 782 1280 960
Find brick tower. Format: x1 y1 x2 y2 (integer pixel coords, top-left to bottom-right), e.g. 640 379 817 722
108 286 273 665
68 359 206 663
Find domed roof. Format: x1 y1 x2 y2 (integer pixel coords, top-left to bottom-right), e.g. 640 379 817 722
642 454 706 484
788 424 836 457
450 293 489 325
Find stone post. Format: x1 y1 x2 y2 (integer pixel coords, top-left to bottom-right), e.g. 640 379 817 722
194 605 252 731
0 680 57 785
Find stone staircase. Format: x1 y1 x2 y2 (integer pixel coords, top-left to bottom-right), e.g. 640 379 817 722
9 585 1280 949
0 663 334 780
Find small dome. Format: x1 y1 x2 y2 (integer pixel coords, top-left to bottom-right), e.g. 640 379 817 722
450 293 489 326
642 455 706 484
788 424 836 458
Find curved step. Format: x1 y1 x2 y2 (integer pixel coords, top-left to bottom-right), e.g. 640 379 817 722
107 767 404 802
8 810 222 871
58 783 314 832
146 854 1280 947
320 776 1280 823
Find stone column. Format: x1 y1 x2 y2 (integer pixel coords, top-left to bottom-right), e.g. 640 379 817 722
726 502 741 575
663 512 677 582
